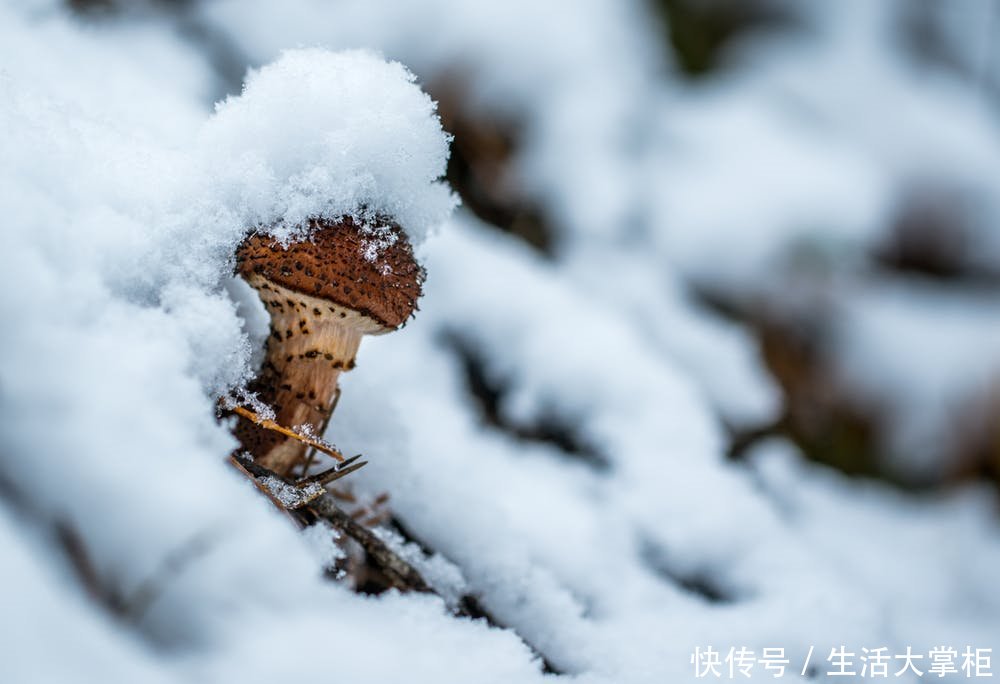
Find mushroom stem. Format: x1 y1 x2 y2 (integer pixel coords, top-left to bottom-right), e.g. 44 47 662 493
235 275 380 476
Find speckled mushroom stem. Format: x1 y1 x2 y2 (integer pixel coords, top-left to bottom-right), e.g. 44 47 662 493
234 276 378 475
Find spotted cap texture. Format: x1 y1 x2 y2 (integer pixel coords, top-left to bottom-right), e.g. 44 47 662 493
236 217 424 330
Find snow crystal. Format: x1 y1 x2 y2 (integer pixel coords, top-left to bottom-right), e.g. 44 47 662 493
261 476 325 509
227 388 277 422
358 222 401 267
290 423 320 441
200 48 457 243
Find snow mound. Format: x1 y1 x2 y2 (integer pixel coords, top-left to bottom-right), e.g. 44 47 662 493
202 48 456 242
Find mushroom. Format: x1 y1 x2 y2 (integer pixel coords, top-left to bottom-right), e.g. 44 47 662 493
233 216 424 476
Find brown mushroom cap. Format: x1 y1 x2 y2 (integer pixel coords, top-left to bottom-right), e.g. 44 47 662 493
235 217 424 330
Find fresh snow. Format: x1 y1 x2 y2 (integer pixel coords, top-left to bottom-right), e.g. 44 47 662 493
202 48 456 244
1 0 999 682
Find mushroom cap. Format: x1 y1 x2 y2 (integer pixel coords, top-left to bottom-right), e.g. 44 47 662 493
235 217 424 331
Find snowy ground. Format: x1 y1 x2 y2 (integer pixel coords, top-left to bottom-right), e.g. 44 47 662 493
1 1 999 682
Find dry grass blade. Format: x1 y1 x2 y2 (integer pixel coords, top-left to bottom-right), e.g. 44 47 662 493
227 404 346 462
296 454 367 487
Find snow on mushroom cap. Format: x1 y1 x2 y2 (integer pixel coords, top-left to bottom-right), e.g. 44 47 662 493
201 48 456 244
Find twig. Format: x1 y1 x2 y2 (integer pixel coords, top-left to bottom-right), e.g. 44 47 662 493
226 404 346 463
307 493 432 593
328 489 357 503
232 449 427 595
231 455 333 510
229 456 309 519
55 522 124 615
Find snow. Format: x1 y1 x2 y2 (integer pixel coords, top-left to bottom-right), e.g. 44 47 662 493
202 48 456 243
0 509 177 684
747 438 1000 653
261 476 325 509
301 520 346 570
1 0 999 682
373 526 468 607
330 215 1000 678
198 0 661 242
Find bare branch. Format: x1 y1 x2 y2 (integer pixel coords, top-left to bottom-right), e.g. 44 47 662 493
307 493 432 594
